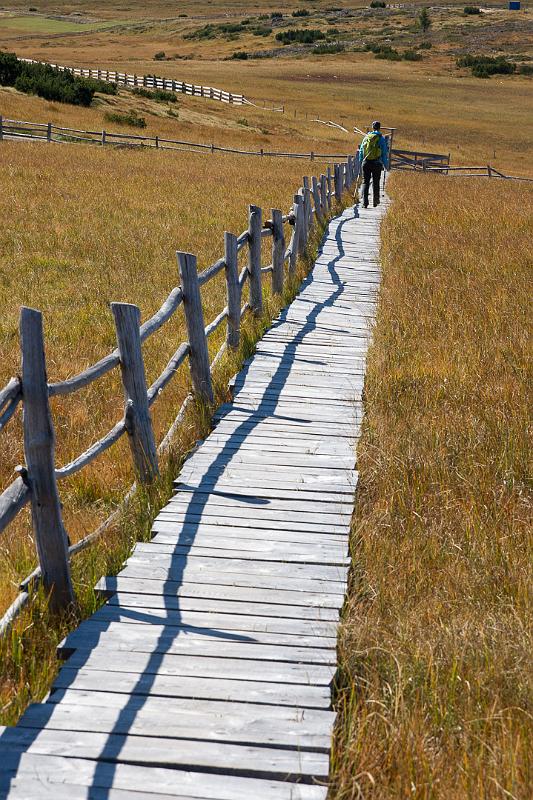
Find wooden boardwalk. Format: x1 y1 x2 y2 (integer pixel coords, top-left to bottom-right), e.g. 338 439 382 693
0 199 387 800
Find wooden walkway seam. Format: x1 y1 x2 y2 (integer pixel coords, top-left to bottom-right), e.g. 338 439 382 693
0 198 387 800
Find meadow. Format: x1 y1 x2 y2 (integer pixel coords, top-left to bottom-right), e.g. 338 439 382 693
1 0 532 794
333 174 532 799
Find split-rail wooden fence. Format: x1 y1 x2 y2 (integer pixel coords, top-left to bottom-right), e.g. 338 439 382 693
19 58 246 106
0 152 361 632
0 115 351 160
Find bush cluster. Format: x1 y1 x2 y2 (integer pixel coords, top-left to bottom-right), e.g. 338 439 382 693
463 6 481 14
104 110 146 128
185 21 271 40
0 52 115 106
366 43 423 61
457 54 516 77
370 1 386 8
132 86 177 103
292 8 310 16
314 42 345 54
275 28 325 44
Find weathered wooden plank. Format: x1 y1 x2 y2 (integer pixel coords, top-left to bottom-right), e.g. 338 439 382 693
167 491 354 514
0 754 328 799
61 648 335 686
97 576 344 610
114 555 348 590
102 586 341 620
19 695 334 750
49 667 332 710
60 622 339 663
150 518 348 545
154 509 351 535
151 533 348 565
0 727 330 780
143 540 349 566
90 602 340 637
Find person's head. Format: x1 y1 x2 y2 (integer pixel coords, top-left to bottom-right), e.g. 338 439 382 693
372 120 381 131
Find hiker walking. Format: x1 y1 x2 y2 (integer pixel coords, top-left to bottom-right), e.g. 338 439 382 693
359 121 389 208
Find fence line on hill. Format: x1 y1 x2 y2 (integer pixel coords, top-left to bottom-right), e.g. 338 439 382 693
0 151 361 633
0 116 352 160
2 118 529 181
18 58 249 106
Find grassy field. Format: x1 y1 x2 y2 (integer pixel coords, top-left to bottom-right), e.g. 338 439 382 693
333 173 532 799
0 141 315 608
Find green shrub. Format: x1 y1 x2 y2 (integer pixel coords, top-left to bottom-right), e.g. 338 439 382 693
0 54 101 106
292 8 310 16
419 40 432 49
252 26 272 36
104 111 146 128
463 6 481 14
275 28 325 44
271 12 283 19
82 78 117 95
368 43 402 61
457 54 516 77
518 64 533 75
230 51 249 59
132 86 177 103
314 42 345 54
370 1 386 7
403 49 423 61
418 7 431 32
153 51 166 60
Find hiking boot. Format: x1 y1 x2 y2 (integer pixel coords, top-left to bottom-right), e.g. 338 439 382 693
373 200 380 207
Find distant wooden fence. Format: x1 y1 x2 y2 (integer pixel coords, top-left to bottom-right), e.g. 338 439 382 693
0 152 360 631
390 148 451 171
0 116 353 161
19 58 246 105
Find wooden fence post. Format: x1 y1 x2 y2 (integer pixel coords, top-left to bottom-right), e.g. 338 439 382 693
334 164 342 201
20 307 74 612
302 177 311 243
312 176 323 223
0 115 3 141
289 194 303 275
111 303 159 483
224 232 240 350
271 208 285 296
102 130 106 146
326 166 332 210
248 205 263 317
344 160 350 190
177 252 214 404
320 174 328 217
47 122 52 143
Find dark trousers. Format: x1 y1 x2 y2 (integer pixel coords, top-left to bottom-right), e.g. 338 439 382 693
362 160 383 206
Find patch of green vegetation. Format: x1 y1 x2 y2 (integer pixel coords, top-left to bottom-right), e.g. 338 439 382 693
132 87 177 103
153 51 166 60
230 51 249 60
314 42 345 54
185 20 272 40
0 52 114 106
104 110 146 128
275 28 325 45
370 1 386 8
292 8 310 16
457 54 516 78
463 6 481 14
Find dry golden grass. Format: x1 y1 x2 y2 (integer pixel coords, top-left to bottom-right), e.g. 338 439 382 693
0 140 317 612
332 173 532 799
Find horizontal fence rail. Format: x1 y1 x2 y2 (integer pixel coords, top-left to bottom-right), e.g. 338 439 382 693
18 58 246 106
0 151 361 631
0 116 355 161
